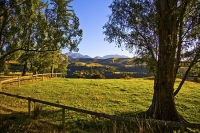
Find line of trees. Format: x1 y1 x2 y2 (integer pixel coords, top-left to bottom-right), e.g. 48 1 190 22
0 0 82 75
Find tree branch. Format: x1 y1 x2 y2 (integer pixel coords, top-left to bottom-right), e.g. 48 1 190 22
0 48 60 61
174 1 188 81
174 50 200 96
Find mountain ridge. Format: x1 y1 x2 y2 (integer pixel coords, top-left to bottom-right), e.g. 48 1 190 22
64 52 131 59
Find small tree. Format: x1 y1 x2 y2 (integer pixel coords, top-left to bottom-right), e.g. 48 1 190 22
55 54 68 74
3 62 10 75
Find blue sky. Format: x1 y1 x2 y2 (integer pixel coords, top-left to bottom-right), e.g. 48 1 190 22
62 0 134 58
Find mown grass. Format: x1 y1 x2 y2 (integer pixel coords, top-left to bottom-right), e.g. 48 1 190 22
0 78 200 132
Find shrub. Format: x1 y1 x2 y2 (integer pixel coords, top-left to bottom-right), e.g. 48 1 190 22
90 74 105 79
194 77 200 83
122 74 132 79
4 68 10 75
3 64 10 75
76 74 86 78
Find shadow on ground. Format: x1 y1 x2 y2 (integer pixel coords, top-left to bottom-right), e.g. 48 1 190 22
0 106 63 133
0 105 148 133
0 106 199 133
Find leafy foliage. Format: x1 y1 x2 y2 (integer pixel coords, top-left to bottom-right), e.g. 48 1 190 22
122 73 132 79
103 0 200 95
76 74 86 79
90 73 105 79
103 0 200 121
0 0 82 68
3 62 10 75
103 0 157 68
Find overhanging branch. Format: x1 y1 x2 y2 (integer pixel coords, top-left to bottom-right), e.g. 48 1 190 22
0 48 60 61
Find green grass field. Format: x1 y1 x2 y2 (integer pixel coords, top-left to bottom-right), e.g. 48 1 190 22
0 78 200 132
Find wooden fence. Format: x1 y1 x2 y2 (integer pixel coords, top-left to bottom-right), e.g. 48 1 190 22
0 73 65 90
0 92 200 132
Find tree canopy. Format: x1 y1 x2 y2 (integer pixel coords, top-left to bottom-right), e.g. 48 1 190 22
0 0 82 62
104 0 200 122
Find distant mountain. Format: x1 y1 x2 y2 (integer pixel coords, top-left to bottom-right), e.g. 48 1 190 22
102 54 130 59
64 52 130 59
94 54 130 59
65 52 91 59
94 56 103 59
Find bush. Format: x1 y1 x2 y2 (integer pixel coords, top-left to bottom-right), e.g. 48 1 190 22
76 74 86 78
3 64 10 75
194 77 200 83
122 74 132 79
4 68 10 75
90 74 105 79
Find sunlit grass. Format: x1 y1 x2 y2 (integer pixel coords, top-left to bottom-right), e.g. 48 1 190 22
1 78 200 123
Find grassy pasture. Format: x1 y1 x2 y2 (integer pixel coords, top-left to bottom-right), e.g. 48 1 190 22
0 78 200 132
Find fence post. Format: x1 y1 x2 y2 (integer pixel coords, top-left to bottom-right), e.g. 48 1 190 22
42 74 44 81
18 77 20 87
28 98 31 117
180 126 185 133
32 75 34 83
49 73 51 80
56 73 57 78
113 120 117 133
62 108 65 130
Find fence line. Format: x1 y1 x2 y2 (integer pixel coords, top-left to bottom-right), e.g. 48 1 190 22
1 77 18 83
0 73 64 90
0 91 199 132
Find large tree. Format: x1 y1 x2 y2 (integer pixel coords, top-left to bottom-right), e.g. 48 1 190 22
103 0 200 122
0 0 82 63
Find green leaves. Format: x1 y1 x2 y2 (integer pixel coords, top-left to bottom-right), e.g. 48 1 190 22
104 0 200 73
103 0 157 57
0 0 82 62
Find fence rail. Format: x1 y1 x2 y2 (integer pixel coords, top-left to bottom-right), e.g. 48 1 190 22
0 73 64 90
0 91 200 132
1 77 18 83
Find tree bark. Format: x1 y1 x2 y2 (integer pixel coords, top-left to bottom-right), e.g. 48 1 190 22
21 61 27 76
147 0 187 122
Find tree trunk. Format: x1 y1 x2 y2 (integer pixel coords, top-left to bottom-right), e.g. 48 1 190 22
147 84 184 121
21 61 27 76
147 0 186 122
146 49 185 121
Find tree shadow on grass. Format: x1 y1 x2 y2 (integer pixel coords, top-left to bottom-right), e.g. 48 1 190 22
0 106 64 133
1 106 198 133
0 105 116 133
0 105 146 133
116 111 200 133
114 111 153 133
116 110 147 118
